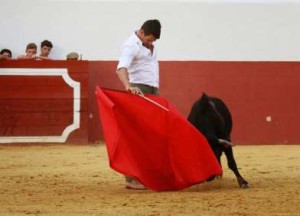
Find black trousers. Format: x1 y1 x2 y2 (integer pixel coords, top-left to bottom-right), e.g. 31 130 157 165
130 83 159 95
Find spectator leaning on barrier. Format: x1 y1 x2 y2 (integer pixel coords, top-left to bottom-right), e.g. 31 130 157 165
17 43 37 59
38 40 53 60
0 49 12 60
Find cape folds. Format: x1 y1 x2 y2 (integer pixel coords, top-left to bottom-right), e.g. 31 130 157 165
96 87 222 191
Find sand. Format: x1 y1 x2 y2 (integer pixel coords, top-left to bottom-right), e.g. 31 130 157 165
0 144 299 216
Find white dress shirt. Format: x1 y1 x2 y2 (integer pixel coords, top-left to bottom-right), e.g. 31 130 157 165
117 32 159 88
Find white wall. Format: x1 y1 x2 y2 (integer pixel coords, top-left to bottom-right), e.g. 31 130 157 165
1 0 300 61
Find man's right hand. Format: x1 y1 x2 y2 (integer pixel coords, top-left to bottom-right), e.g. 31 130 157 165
127 86 144 95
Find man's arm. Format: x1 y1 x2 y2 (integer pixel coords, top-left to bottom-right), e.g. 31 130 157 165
117 67 131 90
117 67 143 95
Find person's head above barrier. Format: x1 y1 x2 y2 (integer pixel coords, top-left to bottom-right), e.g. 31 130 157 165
39 40 53 59
17 43 37 59
66 52 79 60
0 48 12 60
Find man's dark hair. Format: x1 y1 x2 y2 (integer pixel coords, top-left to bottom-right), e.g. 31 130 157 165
41 40 53 48
0 48 12 57
141 19 161 39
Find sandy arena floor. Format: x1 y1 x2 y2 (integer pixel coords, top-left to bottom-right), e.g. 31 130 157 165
0 144 299 216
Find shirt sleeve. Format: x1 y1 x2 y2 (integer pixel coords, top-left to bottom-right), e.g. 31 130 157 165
117 44 138 71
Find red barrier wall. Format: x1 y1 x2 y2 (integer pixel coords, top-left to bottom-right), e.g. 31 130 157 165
158 61 300 144
1 60 300 144
89 61 300 145
0 60 88 143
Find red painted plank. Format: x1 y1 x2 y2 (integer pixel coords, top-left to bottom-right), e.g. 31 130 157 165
0 112 88 138
0 112 73 126
0 125 70 136
0 86 73 99
0 77 87 98
0 99 87 112
0 76 68 86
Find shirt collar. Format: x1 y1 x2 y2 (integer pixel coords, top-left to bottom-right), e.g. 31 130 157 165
133 31 143 46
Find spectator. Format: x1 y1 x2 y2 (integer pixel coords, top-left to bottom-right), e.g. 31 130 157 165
38 40 53 60
17 43 37 59
66 52 79 60
0 49 12 60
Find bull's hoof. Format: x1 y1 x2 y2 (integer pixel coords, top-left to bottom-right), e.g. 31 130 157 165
240 182 249 188
238 177 249 188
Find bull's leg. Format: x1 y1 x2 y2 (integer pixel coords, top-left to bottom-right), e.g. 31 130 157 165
224 147 249 188
213 147 224 179
206 147 223 182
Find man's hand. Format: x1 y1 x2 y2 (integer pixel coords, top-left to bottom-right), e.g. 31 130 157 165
117 67 144 95
127 86 144 95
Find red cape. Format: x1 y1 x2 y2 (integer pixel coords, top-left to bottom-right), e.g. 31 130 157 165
96 87 222 191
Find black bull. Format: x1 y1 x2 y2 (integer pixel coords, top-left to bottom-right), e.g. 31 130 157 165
188 93 249 188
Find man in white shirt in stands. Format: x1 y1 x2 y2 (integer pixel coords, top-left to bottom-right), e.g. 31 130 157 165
116 19 162 190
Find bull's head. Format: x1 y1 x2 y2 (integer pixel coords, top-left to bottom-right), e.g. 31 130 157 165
188 92 231 148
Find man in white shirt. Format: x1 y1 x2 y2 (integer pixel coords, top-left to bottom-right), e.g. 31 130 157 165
116 19 162 189
117 19 161 96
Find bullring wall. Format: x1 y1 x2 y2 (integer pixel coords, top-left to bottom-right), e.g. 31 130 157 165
1 60 299 144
